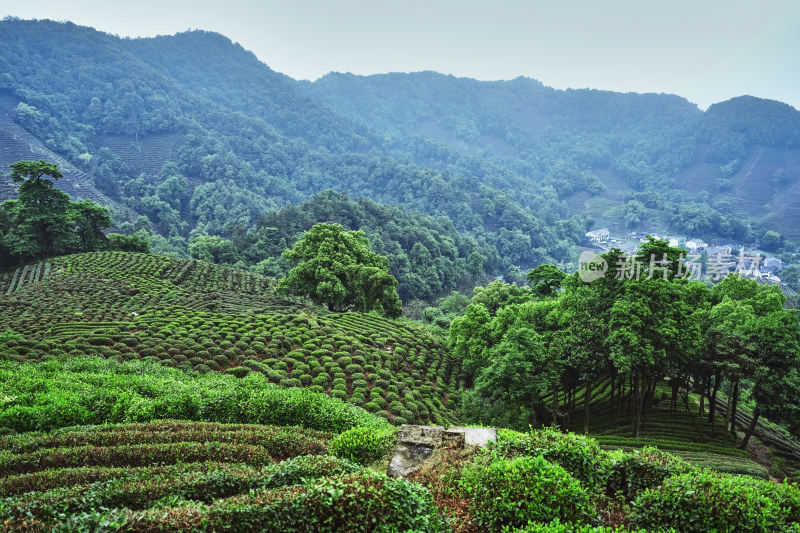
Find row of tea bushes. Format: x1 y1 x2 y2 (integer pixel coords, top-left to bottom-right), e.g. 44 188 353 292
0 357 391 433
0 252 310 334
0 252 463 425
0 419 446 532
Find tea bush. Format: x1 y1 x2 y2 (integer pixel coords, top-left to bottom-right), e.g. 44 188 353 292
0 358 390 433
126 471 446 532
631 470 800 532
505 520 649 532
461 455 592 529
494 427 609 488
605 446 692 500
329 426 397 465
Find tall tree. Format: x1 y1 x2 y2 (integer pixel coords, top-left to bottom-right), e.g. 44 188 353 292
2 160 74 259
739 309 800 449
277 223 401 317
70 199 112 252
2 160 112 263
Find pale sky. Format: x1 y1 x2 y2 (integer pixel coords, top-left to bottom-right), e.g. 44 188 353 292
3 0 800 110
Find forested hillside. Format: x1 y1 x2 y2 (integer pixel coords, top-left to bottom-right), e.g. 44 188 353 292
2 17 799 280
0 18 584 278
304 73 800 241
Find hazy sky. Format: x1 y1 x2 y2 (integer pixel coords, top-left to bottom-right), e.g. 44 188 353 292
3 0 800 110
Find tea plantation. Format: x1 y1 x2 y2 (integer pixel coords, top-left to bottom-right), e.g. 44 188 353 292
0 252 461 427
1 252 799 531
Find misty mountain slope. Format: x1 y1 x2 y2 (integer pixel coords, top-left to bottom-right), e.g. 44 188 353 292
304 73 800 239
1 18 799 257
0 92 128 212
0 19 583 271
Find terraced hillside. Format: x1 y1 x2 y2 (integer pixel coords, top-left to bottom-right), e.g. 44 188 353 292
0 93 128 213
558 378 800 480
0 252 461 427
0 420 445 532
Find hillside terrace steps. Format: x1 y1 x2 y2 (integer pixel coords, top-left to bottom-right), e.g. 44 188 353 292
0 108 129 216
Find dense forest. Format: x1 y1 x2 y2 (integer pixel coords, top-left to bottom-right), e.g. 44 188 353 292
2 18 800 292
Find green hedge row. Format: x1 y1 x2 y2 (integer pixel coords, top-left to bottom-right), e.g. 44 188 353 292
0 357 390 434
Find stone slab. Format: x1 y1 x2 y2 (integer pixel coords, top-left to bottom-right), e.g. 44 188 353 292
387 424 497 478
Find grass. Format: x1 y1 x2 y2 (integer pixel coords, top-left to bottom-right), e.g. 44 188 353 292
557 379 783 480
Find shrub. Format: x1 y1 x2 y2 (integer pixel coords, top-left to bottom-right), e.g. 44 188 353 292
363 402 380 412
493 427 608 488
345 364 363 374
146 471 447 532
461 454 591 529
225 367 250 378
606 446 692 500
329 426 397 465
505 519 645 532
631 470 800 532
263 454 361 488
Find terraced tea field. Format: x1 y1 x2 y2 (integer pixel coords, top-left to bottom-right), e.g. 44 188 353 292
2 251 796 481
561 379 800 479
0 421 424 532
0 252 461 426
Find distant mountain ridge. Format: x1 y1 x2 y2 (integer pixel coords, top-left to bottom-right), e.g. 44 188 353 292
1 17 798 259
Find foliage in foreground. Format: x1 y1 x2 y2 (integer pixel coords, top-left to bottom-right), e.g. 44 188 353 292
631 470 800 532
125 470 446 532
329 425 398 465
461 454 592 529
1 410 799 531
0 418 447 532
0 357 390 434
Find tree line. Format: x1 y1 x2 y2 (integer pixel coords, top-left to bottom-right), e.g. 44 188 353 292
450 237 800 448
1 160 147 269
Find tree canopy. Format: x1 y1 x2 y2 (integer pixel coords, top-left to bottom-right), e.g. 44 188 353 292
450 238 800 446
277 223 402 317
1 160 112 266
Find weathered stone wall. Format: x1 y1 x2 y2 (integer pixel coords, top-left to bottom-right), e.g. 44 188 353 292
387 424 497 478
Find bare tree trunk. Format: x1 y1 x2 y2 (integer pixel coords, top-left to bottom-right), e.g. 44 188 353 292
552 385 559 426
698 375 706 418
724 382 732 448
730 380 740 436
708 370 722 430
634 374 642 438
628 374 635 424
609 370 616 428
584 380 592 435
671 379 679 414
739 407 760 450
684 377 691 413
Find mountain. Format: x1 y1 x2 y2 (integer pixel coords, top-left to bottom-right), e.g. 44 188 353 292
302 73 800 241
1 17 799 271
